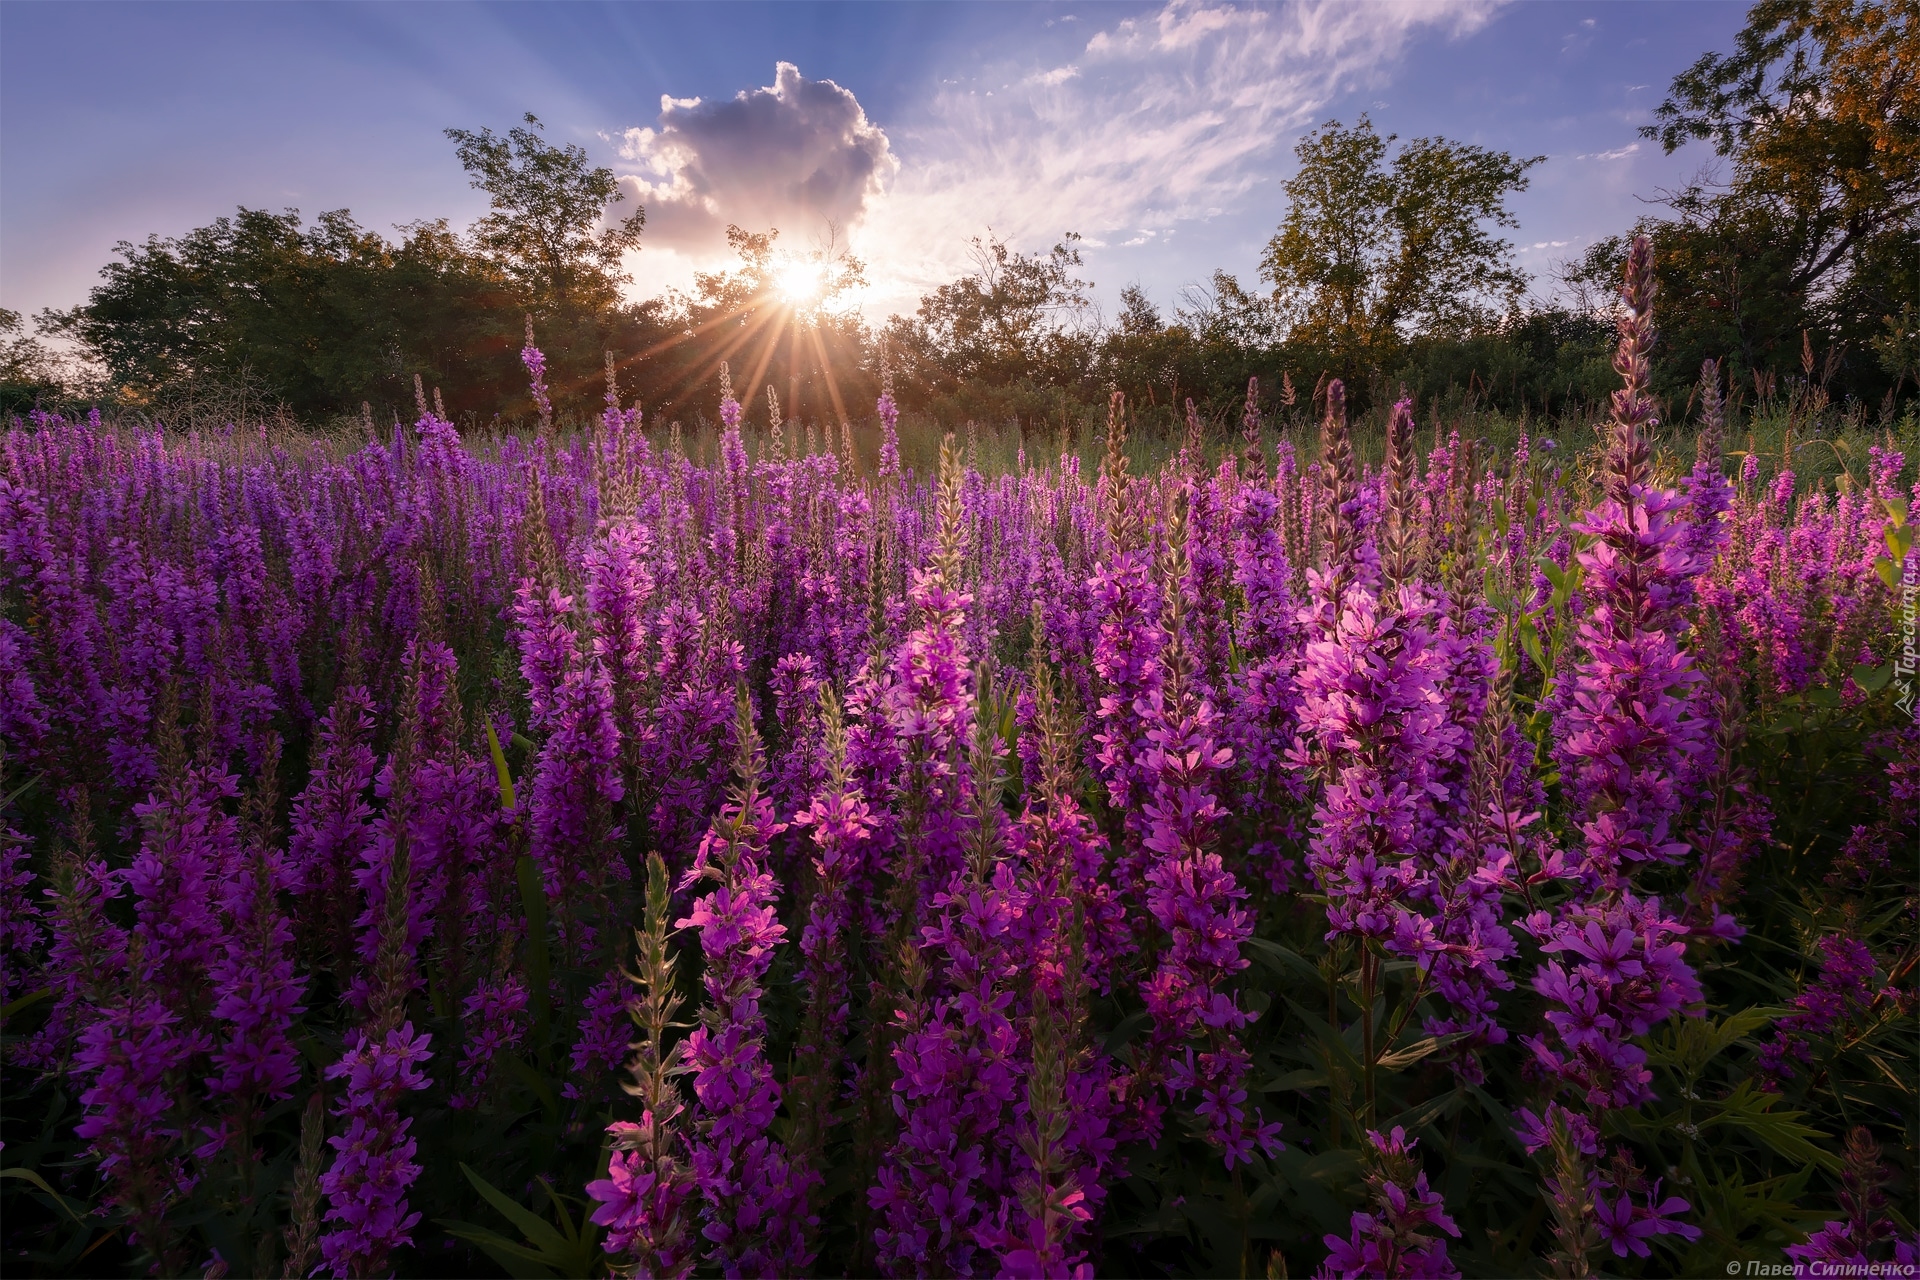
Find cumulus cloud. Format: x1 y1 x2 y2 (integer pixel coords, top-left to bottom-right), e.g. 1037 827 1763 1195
617 61 896 254
615 1 1505 315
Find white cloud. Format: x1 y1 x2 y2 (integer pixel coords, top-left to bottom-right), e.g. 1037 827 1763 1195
614 1 1505 318
852 0 1505 315
1575 142 1639 161
617 61 897 254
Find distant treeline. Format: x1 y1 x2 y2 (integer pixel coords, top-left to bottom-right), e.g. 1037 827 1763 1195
5 0 1913 431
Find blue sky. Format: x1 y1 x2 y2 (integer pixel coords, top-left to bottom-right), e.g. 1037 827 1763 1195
1 1 1748 326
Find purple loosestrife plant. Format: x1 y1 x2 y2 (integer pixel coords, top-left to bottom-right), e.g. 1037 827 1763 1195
1756 933 1882 1088
788 685 876 1205
978 650 1121 1276
871 663 1027 1276
1134 495 1279 1166
1089 395 1165 909
590 851 697 1277
854 435 978 1264
203 738 307 1164
677 691 817 1277
1317 1127 1461 1280
1288 383 1469 1125
73 978 205 1271
317 1021 434 1278
1785 1128 1920 1271
1525 241 1710 1150
289 688 379 978
1554 237 1713 885
318 683 434 1278
451 972 529 1111
0 803 39 1017
26 793 127 1073
877 364 902 480
522 317 553 434
126 764 243 1028
1225 479 1306 895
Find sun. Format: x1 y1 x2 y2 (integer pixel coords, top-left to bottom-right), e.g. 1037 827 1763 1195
774 257 827 308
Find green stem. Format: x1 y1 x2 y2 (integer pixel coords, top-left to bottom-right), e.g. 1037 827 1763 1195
1361 950 1379 1130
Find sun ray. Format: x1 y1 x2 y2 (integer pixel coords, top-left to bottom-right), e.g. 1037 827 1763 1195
804 321 852 439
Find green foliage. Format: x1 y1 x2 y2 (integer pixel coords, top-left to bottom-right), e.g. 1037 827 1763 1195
445 113 644 314
437 1163 602 1280
883 232 1095 398
0 308 91 415
1605 0 1920 409
1259 116 1542 361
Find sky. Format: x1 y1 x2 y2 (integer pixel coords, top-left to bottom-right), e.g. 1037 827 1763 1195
0 0 1750 328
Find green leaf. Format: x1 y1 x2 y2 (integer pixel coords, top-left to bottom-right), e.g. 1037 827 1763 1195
1244 937 1322 986
1283 997 1363 1076
1101 1009 1153 1055
1 772 40 810
1263 1067 1331 1094
503 1051 559 1124
516 856 551 1051
458 1163 575 1260
1646 1007 1777 1075
485 722 517 811
1875 556 1900 591
1518 614 1548 676
1382 1087 1463 1136
1851 662 1894 693
1704 1081 1839 1172
1 1167 90 1225
437 1218 559 1279
1 986 53 1020
1375 1032 1464 1072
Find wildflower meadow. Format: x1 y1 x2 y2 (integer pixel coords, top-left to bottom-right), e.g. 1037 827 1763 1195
1 237 1915 1279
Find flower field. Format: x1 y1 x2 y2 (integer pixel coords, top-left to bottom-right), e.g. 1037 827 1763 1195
1 239 1915 1278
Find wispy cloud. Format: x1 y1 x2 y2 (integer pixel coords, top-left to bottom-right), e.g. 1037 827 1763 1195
1575 142 1639 161
614 0 1505 315
853 0 1505 312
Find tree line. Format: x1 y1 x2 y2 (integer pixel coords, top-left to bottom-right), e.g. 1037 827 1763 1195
4 0 1913 430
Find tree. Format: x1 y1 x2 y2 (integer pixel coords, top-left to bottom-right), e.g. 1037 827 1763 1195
884 232 1093 395
49 207 526 418
1259 117 1542 358
1174 271 1285 350
1646 0 1918 300
1115 285 1162 338
0 308 91 414
445 113 645 313
1606 0 1920 403
650 224 871 425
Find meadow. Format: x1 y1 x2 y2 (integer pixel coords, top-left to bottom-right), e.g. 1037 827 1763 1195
0 239 1915 1279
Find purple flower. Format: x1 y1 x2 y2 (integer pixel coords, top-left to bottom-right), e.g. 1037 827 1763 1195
1592 1184 1701 1258
1318 1128 1461 1279
1758 934 1880 1087
317 1021 433 1278
676 708 817 1277
522 321 553 429
205 827 306 1105
451 974 529 1111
